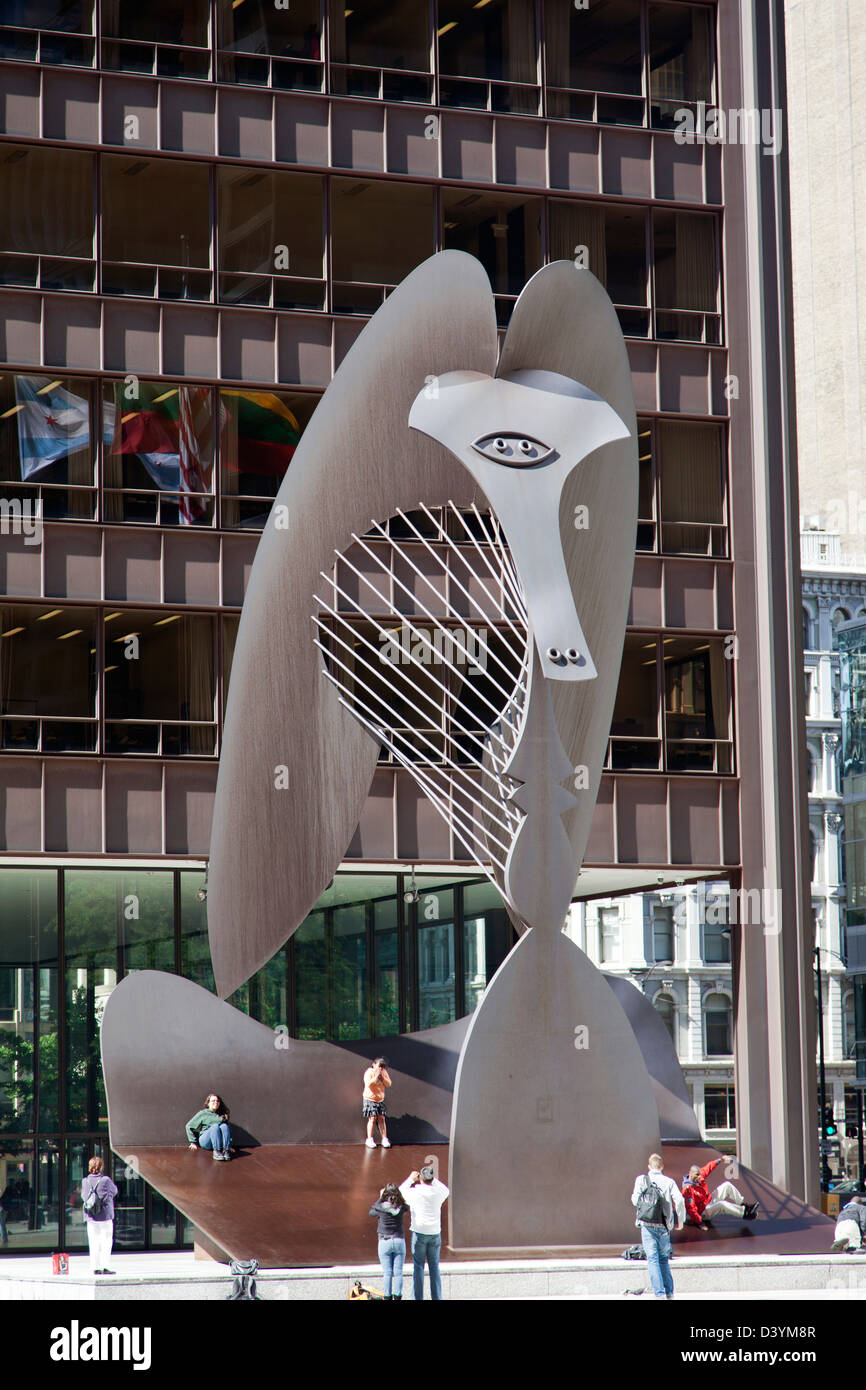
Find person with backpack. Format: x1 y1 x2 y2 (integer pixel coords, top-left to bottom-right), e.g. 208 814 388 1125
369 1183 410 1299
186 1092 233 1160
81 1156 119 1276
631 1153 686 1299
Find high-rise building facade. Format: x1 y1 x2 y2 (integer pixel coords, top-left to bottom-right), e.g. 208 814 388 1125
0 0 814 1253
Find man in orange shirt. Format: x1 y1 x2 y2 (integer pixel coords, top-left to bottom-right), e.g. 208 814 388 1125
363 1056 392 1149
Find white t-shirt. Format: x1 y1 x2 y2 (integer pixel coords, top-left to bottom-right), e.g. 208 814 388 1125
399 1177 450 1235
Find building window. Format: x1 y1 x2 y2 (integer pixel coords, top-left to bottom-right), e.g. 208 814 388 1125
330 0 431 101
331 179 435 314
101 0 210 80
844 991 856 1060
653 906 674 964
704 1083 736 1130
102 380 215 527
657 421 727 556
803 606 812 650
104 610 216 756
648 2 714 124
217 0 322 87
704 993 733 1056
219 390 319 529
0 145 95 290
546 0 643 123
0 605 97 753
653 210 719 342
218 169 325 310
0 372 97 520
654 991 675 1043
702 896 731 964
548 202 649 337
599 908 620 964
438 0 539 113
443 188 542 327
101 156 211 300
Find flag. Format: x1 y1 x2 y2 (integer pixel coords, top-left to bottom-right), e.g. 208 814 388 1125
221 391 300 479
15 375 91 479
110 383 214 524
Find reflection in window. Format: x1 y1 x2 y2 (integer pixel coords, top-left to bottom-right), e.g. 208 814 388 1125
374 898 400 1036
610 634 661 770
463 879 510 1013
104 610 216 755
704 992 732 1056
220 390 316 528
417 888 456 1030
294 912 327 1040
218 169 324 309
180 872 213 994
333 904 368 1039
102 156 211 298
103 380 214 527
0 869 59 1134
0 373 97 519
64 873 119 1131
0 605 96 752
332 180 434 312
117 871 175 975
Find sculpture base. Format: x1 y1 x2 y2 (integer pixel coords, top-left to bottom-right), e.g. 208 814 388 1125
448 928 661 1248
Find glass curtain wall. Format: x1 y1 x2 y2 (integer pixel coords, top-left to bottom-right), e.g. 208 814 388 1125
0 865 513 1251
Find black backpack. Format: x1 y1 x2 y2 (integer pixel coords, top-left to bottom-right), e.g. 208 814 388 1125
635 1176 667 1226
82 1178 105 1218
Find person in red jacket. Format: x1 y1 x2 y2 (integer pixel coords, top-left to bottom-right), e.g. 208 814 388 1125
682 1158 759 1229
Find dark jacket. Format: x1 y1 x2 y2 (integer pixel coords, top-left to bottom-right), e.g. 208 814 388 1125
81 1174 118 1223
369 1199 408 1239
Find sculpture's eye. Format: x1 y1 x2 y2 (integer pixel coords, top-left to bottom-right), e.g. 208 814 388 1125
471 433 554 467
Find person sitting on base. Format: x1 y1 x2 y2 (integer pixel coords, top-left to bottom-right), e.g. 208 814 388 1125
682 1157 759 1228
186 1092 233 1161
363 1057 392 1149
832 1196 866 1252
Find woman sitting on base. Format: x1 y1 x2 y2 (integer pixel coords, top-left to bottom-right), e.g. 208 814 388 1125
186 1093 233 1161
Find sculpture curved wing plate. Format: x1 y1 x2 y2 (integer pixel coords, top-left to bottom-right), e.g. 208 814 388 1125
210 255 637 996
208 252 497 999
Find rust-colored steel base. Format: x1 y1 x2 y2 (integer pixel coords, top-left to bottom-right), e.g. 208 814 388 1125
122 1142 833 1268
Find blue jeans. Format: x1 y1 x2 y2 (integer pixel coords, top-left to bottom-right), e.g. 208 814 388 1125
412 1232 442 1301
378 1236 405 1297
199 1122 231 1152
641 1223 674 1298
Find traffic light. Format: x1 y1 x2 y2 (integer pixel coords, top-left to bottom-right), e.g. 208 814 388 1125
824 1106 838 1138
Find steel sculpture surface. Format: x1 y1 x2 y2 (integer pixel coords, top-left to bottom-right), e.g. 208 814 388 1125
103 251 664 1251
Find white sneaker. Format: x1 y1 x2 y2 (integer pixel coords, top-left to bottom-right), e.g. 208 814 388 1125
365 1137 377 1148
381 1138 391 1149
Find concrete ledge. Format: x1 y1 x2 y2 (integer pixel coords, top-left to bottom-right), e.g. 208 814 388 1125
0 1251 864 1300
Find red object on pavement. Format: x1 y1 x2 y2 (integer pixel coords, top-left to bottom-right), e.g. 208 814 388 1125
51 1252 69 1275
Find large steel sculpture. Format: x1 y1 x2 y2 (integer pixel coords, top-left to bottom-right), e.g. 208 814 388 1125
102 251 665 1253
